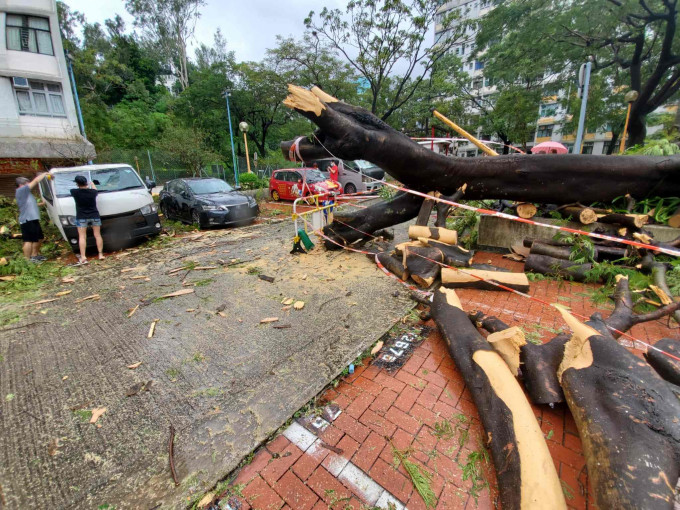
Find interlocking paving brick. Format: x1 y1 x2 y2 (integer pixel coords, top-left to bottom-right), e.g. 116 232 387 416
273 471 319 510
243 476 285 510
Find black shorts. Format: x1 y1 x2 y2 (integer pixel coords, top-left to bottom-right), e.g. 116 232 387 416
20 220 44 243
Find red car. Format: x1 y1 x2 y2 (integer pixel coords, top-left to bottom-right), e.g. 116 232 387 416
269 168 341 201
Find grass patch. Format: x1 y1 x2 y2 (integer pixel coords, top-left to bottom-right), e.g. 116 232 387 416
165 367 181 380
193 278 213 287
73 409 92 422
246 266 262 275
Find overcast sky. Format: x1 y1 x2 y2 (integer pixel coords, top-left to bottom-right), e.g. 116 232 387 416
63 0 346 63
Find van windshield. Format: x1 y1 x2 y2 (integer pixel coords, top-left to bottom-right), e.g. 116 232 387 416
305 170 327 183
53 167 145 197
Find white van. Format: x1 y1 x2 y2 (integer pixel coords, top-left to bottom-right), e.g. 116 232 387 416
39 164 161 251
306 159 384 194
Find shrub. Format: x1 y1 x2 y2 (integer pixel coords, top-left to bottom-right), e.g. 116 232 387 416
238 173 267 190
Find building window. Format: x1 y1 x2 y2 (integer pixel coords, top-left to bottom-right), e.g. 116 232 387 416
474 60 485 70
539 103 557 117
565 144 574 153
6 14 54 55
536 124 554 138
13 79 66 117
466 150 477 157
582 142 594 154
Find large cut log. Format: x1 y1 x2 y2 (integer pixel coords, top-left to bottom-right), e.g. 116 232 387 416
556 307 680 509
524 238 628 261
644 337 680 386
408 225 457 245
322 191 423 249
376 251 409 281
528 241 573 260
441 268 530 292
431 288 566 510
403 245 442 288
514 202 538 219
524 253 592 282
419 238 473 267
597 212 649 230
281 85 680 204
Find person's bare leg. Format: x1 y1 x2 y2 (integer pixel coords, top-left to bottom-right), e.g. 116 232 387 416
78 227 88 262
22 242 32 259
31 240 41 257
93 226 104 259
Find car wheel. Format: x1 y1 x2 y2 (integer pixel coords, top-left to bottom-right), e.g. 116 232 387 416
191 209 202 228
160 202 170 220
271 190 280 201
344 183 357 195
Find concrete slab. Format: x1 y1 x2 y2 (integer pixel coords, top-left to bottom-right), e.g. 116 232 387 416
0 219 413 509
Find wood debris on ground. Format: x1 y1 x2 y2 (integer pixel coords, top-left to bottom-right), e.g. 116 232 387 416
89 407 106 424
159 289 194 299
75 294 100 304
127 305 139 318
260 317 279 324
55 290 72 297
147 319 160 338
293 301 305 310
127 362 143 370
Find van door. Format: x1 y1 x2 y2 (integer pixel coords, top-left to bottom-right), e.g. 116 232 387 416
39 177 65 239
339 161 363 193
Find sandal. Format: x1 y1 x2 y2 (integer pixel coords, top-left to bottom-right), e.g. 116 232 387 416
76 258 89 266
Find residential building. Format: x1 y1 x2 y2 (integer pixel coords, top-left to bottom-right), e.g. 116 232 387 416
0 0 94 195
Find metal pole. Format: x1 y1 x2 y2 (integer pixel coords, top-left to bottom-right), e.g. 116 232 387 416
243 132 252 173
224 92 239 187
432 110 498 156
147 149 156 181
574 61 592 154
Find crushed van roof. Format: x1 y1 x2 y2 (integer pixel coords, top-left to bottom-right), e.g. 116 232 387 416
49 164 135 173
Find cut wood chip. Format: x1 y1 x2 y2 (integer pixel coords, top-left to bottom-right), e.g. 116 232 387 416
127 362 143 370
260 317 279 324
90 407 107 424
127 304 139 318
159 288 195 299
130 275 149 280
61 277 75 283
62 375 69 381
371 341 384 355
167 267 185 275
649 284 673 305
48 438 61 456
0 275 16 281
147 319 160 338
217 311 227 317
121 267 141 273
282 298 294 305
293 301 305 310
281 305 292 311
75 294 100 304
55 290 72 297
193 266 217 271
197 493 215 509
503 253 525 262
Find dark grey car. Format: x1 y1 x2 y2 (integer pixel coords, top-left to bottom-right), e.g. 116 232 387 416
159 178 259 228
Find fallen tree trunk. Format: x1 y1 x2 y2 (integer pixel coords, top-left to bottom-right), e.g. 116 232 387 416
281 86 680 204
415 192 437 226
434 185 467 228
322 191 423 249
419 238 473 267
597 212 649 230
441 268 530 292
431 288 566 510
524 253 592 282
524 238 628 261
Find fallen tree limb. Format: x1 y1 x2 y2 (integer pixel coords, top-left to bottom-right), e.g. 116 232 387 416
434 184 467 228
524 253 592 282
431 288 566 510
322 191 423 249
376 251 409 281
403 245 442 288
644 338 680 386
441 268 530 292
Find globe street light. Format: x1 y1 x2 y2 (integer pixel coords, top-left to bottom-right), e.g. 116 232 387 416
239 121 252 173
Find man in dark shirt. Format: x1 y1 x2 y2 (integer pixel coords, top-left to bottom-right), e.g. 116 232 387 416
70 175 104 264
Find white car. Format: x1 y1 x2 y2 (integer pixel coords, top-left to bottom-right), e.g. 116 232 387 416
39 164 161 251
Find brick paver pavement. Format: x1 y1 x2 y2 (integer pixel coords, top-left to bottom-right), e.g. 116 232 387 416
215 253 677 510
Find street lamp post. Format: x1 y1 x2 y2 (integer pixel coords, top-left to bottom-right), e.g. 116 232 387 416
239 121 252 173
224 91 239 187
619 90 639 154
574 60 592 154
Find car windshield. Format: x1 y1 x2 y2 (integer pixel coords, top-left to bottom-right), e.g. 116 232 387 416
305 170 327 183
354 160 375 170
53 167 144 197
187 179 233 195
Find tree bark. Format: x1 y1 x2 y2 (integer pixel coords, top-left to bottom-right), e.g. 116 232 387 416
560 206 598 224
281 86 680 204
403 245 442 288
435 184 467 228
321 191 423 249
419 238 474 267
441 268 530 292
644 338 680 387
376 251 409 281
524 254 592 282
431 288 566 510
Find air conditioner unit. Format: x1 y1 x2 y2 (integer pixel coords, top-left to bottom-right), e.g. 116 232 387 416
12 77 29 88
